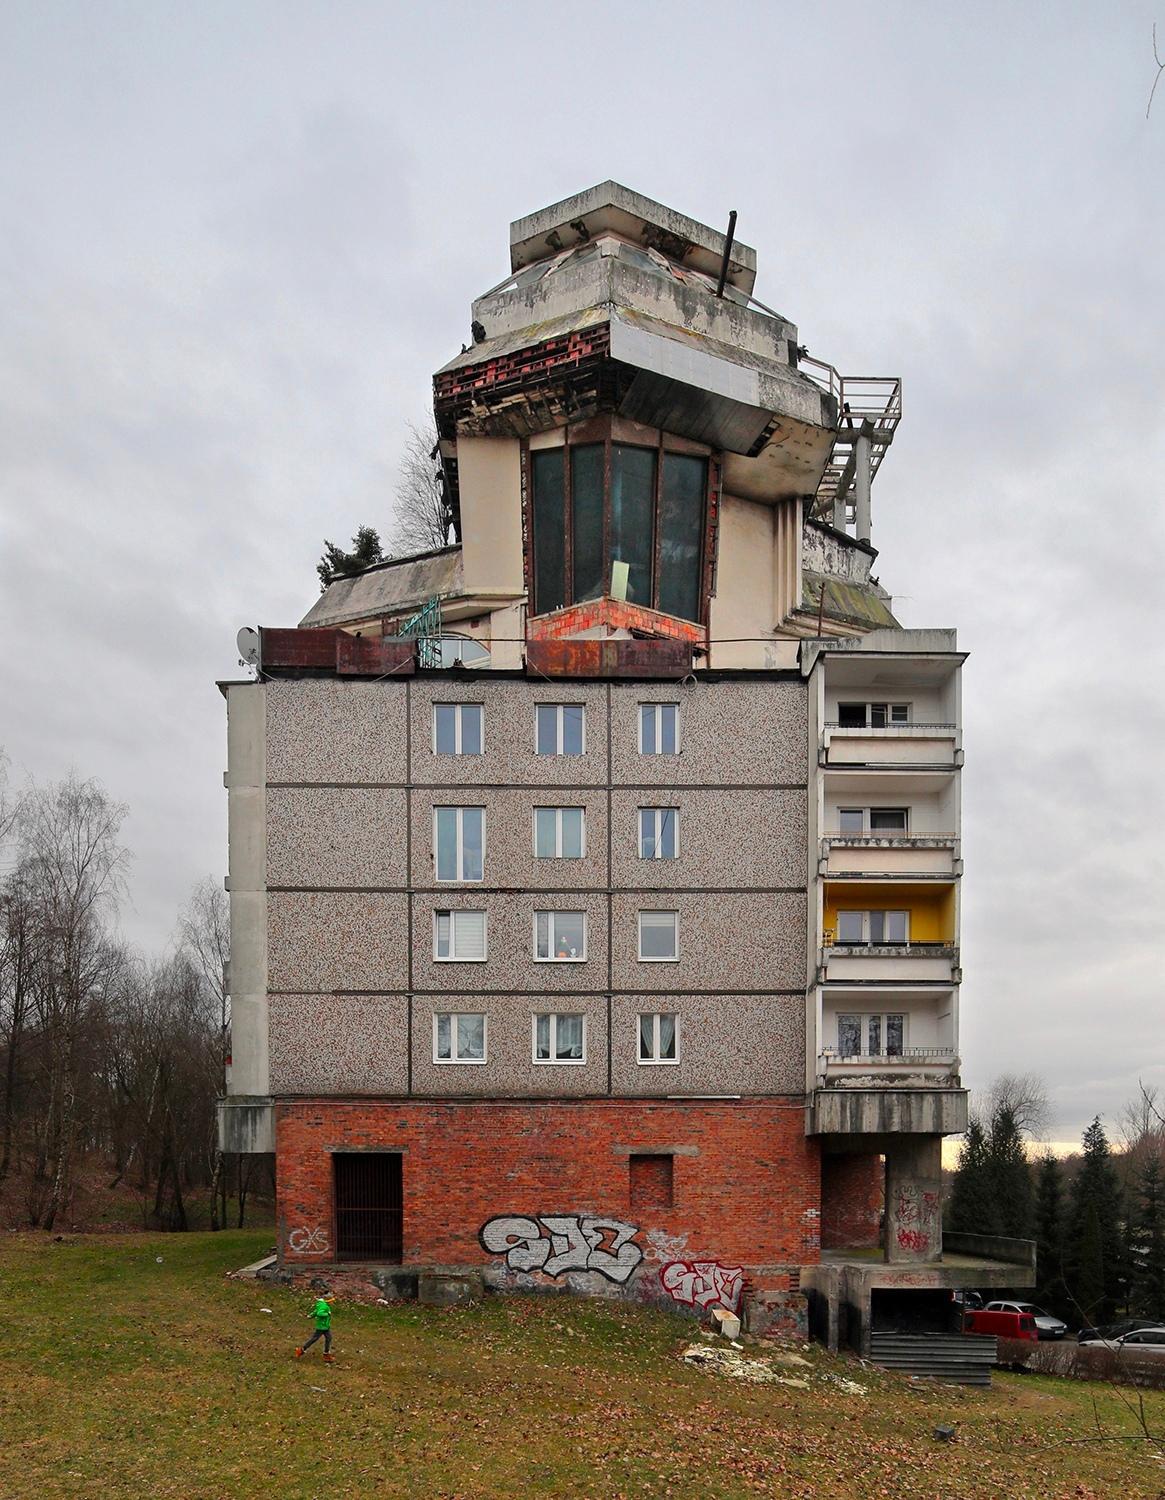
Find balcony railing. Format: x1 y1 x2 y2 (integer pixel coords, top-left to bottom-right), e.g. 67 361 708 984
822 934 955 952
821 833 957 846
824 722 957 734
820 1048 958 1065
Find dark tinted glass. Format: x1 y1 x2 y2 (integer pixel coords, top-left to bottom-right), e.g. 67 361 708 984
532 449 566 615
571 444 605 602
659 453 705 621
610 445 655 605
838 703 866 726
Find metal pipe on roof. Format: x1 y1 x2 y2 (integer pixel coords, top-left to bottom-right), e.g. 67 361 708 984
715 210 737 298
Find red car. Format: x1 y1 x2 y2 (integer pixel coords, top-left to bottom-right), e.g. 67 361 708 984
963 1309 1039 1341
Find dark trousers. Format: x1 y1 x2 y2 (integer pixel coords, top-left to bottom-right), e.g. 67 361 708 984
303 1327 332 1353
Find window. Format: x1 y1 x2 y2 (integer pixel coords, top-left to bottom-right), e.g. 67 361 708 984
534 910 586 961
837 807 908 834
433 1012 487 1063
534 807 585 858
835 910 910 945
433 910 487 961
837 702 909 727
638 1012 679 1064
529 424 708 623
638 910 678 961
837 1013 906 1057
536 703 585 756
437 635 491 669
433 807 484 882
838 807 865 834
434 703 483 755
533 1012 586 1064
639 703 679 755
629 1154 674 1209
639 808 678 859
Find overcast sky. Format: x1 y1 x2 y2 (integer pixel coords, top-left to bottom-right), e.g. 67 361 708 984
1 2 1162 1142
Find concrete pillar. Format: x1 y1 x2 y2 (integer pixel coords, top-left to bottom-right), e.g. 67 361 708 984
854 431 872 543
832 488 846 533
884 1137 943 1264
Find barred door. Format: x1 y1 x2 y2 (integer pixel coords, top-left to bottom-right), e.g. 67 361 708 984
333 1153 403 1263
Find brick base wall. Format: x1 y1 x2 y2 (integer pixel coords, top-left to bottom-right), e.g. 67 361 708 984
820 1152 884 1250
276 1098 820 1277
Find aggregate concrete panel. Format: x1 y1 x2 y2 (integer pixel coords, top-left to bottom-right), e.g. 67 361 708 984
268 892 409 992
413 892 609 993
610 681 807 787
409 993 609 1097
610 788 808 889
410 788 608 892
266 787 408 888
609 993 804 1096
266 680 408 785
610 891 806 992
410 680 609 788
269 994 409 1095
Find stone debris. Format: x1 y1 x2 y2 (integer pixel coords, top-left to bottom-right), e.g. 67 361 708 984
682 1344 801 1384
821 1373 868 1396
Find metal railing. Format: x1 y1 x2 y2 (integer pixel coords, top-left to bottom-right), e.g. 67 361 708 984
819 1048 959 1065
824 722 957 733
822 932 956 952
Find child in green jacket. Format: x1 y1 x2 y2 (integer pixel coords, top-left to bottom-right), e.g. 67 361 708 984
295 1295 335 1361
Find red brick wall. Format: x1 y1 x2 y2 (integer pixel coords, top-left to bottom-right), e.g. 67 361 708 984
820 1152 884 1250
276 1098 819 1269
526 597 706 645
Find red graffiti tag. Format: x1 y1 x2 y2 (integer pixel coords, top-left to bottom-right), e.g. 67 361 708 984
660 1260 743 1313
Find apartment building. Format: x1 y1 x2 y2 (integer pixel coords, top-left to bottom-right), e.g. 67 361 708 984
219 184 1031 1348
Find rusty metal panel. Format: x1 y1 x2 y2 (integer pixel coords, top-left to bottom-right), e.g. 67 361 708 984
259 627 336 669
336 634 416 677
527 638 691 679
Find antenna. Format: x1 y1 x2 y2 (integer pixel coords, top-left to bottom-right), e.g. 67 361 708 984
237 627 260 669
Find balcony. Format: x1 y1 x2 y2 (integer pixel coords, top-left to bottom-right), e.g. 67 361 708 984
820 834 960 878
819 940 959 983
822 722 960 768
817 1048 960 1087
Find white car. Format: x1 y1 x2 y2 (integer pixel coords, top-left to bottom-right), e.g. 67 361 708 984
1092 1328 1165 1356
984 1300 1067 1340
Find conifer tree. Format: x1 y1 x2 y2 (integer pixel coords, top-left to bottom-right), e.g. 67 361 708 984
987 1106 1034 1239
317 526 385 590
1132 1153 1165 1319
1034 1152 1068 1318
1067 1117 1125 1323
946 1119 998 1235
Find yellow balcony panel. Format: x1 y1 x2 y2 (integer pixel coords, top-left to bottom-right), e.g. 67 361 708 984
823 880 956 948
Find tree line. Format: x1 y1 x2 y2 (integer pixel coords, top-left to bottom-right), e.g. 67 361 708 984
947 1072 1165 1326
0 762 260 1232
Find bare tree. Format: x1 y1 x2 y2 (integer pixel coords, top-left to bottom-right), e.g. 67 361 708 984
389 417 455 556
975 1071 1054 1141
177 878 230 1229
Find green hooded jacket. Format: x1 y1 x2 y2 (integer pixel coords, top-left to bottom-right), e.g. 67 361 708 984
312 1299 332 1330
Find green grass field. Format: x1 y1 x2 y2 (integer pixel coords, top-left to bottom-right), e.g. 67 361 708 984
0 1230 1160 1499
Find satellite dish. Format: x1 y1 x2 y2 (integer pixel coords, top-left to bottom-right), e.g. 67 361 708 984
237 627 260 668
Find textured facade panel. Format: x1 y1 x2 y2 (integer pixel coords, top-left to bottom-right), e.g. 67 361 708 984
268 892 409 992
609 891 806 992
266 787 409 888
610 994 804 1097
410 681 609 788
266 680 409 784
609 681 807 786
409 993 609 1098
409 789 609 892
609 788 808 889
269 994 409 1095
411 893 609 992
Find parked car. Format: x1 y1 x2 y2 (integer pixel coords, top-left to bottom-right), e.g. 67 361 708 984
984 1300 1067 1340
1078 1318 1165 1345
963 1309 1039 1341
951 1289 984 1311
1088 1328 1165 1356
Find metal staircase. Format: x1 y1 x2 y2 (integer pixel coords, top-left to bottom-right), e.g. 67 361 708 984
800 359 902 527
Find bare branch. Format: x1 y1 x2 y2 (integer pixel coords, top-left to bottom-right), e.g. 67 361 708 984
1149 23 1165 118
389 417 453 556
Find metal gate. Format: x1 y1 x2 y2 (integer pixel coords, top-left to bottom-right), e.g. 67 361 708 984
333 1153 403 1263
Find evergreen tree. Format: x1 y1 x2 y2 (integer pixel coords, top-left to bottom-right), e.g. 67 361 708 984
946 1119 999 1235
1034 1152 1068 1318
986 1106 1034 1239
1132 1153 1165 1320
317 526 385 590
1067 1117 1125 1324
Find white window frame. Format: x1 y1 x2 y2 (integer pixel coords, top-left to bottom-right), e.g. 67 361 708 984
432 909 488 962
535 703 586 756
533 910 588 962
637 1012 680 1066
432 702 484 755
638 807 679 859
638 702 680 755
532 806 587 859
637 910 679 962
837 807 909 835
433 806 486 883
532 1012 587 1066
432 1011 488 1064
834 910 910 945
836 1011 907 1058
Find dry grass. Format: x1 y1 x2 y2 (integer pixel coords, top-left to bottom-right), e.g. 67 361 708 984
1 1230 1163 1499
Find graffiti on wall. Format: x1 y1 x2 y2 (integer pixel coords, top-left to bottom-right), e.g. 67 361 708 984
894 1184 940 1256
287 1226 330 1254
479 1215 643 1284
660 1260 744 1313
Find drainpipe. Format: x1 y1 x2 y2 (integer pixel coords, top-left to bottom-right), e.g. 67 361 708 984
855 428 872 544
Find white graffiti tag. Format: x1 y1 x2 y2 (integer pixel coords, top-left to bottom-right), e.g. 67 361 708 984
660 1260 743 1313
287 1226 330 1254
480 1214 643 1284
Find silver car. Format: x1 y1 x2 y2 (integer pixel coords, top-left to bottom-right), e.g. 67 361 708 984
1091 1328 1165 1356
984 1300 1067 1340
